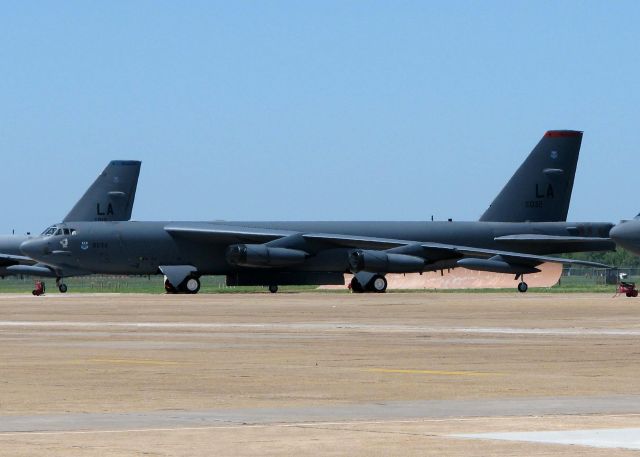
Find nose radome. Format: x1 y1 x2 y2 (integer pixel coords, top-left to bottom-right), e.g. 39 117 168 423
20 239 45 258
610 222 633 242
610 221 640 255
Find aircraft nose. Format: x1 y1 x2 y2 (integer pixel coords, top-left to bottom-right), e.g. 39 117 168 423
610 221 640 253
20 239 47 258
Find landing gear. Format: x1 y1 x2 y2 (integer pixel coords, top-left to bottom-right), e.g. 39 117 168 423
349 276 365 293
517 280 528 293
515 273 528 293
56 277 67 293
370 274 388 293
349 274 387 293
164 278 177 294
181 275 201 294
268 284 279 293
165 275 201 294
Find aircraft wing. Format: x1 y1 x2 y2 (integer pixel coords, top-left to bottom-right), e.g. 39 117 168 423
417 242 608 268
495 234 612 243
0 253 37 267
301 233 407 250
165 226 608 269
494 234 615 251
0 253 92 278
304 234 607 267
165 224 293 243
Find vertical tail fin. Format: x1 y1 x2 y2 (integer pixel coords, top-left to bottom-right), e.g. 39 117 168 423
63 160 141 222
479 130 582 222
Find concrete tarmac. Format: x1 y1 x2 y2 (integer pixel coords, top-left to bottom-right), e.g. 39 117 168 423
1 292 640 455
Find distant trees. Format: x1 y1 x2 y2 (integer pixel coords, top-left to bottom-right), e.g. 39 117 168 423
564 248 640 268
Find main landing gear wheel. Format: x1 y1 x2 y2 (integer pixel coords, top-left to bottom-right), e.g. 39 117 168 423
368 274 388 293
349 277 365 293
164 278 177 294
181 276 201 294
268 284 279 293
517 281 528 293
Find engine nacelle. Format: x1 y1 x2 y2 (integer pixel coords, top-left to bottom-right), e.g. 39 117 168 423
456 257 540 274
349 249 425 273
226 244 308 268
5 265 57 277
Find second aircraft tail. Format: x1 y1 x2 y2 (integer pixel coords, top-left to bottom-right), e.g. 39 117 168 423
479 130 582 222
63 160 141 222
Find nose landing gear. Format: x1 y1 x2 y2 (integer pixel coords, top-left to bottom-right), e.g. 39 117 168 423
56 277 68 293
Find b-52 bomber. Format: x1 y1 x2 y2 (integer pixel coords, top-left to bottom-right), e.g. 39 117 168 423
0 160 141 292
20 131 614 294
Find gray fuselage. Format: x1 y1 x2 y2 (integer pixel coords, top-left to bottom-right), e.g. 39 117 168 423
22 220 614 276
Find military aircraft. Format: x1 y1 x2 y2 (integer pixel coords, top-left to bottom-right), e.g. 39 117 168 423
609 217 640 255
20 131 614 294
0 160 141 292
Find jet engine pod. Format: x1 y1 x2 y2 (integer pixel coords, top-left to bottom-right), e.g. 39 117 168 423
226 244 308 268
349 249 425 273
5 265 57 277
456 256 540 274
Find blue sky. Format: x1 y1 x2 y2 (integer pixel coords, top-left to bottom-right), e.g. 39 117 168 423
1 1 638 233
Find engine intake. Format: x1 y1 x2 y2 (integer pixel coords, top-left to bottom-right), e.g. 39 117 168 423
226 244 308 268
349 249 425 273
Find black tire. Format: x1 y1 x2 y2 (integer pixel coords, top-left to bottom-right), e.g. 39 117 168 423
182 276 201 294
368 275 388 293
350 277 365 293
164 278 177 294
268 284 278 293
517 282 528 293
32 290 37 296
58 283 68 293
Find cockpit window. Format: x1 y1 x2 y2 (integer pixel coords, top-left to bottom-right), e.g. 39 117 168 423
55 229 62 236
63 228 70 235
41 226 58 236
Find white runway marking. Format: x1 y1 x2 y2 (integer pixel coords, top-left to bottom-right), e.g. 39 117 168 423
456 428 640 450
2 397 640 434
3 416 640 438
0 320 639 336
